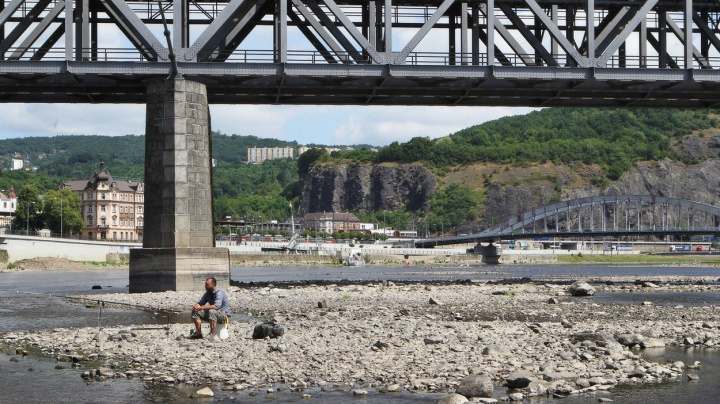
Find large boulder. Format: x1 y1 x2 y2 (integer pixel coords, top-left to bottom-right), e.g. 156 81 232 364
568 281 596 297
456 374 493 398
438 393 468 404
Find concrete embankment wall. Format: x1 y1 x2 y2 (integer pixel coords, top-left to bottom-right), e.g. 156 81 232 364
0 235 138 263
229 252 560 266
1 235 570 265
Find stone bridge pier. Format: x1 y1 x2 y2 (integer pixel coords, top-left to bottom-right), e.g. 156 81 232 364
129 78 229 293
472 243 502 265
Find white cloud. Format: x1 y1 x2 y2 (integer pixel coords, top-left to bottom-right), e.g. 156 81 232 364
330 106 538 146
209 105 307 139
0 103 536 146
0 104 145 136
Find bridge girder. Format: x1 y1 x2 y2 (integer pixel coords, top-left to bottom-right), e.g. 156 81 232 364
0 0 720 105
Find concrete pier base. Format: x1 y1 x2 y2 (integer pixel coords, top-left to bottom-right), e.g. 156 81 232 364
473 243 502 265
129 247 229 293
130 78 229 292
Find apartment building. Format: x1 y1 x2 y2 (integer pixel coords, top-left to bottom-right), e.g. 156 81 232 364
247 146 294 164
60 164 144 241
0 186 17 229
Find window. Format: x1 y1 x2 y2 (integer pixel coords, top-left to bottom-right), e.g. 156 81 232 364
88 232 93 240
101 218 106 226
101 205 106 212
101 193 105 200
88 206 93 213
88 218 93 225
112 205 116 213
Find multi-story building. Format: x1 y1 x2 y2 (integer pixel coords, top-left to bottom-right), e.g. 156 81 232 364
60 164 144 241
247 146 294 164
11 158 23 170
0 186 17 229
302 212 374 234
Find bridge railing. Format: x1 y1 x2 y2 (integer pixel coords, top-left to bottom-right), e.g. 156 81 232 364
5 46 719 70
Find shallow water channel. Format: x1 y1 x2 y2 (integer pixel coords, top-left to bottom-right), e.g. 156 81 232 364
0 265 719 403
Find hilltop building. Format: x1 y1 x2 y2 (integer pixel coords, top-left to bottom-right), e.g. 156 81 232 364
11 158 23 170
247 146 294 164
0 186 17 229
60 163 144 241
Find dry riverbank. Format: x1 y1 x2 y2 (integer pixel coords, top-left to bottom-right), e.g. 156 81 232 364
1 257 128 272
3 281 720 402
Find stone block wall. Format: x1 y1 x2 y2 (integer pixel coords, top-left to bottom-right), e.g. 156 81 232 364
144 79 214 249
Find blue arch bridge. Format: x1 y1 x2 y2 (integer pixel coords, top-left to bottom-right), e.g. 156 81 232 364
414 196 720 258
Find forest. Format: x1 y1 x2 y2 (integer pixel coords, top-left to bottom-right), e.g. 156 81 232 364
330 108 718 180
1 108 718 232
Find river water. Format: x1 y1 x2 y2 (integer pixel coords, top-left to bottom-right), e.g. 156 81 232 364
1 264 719 403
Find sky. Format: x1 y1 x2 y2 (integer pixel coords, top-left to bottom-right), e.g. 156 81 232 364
0 103 537 147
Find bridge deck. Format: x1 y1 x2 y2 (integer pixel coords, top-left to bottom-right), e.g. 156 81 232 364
1 0 720 106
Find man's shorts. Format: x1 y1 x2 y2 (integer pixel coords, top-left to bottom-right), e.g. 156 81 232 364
191 309 227 322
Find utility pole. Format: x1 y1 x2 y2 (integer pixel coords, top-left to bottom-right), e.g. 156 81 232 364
26 202 35 235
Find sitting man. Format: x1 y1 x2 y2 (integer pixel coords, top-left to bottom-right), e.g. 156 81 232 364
189 277 231 339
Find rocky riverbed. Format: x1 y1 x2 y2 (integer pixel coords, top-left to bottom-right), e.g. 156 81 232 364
1 257 128 272
3 281 720 403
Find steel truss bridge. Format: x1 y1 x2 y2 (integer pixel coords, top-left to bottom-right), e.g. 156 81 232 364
1 0 720 106
414 195 720 248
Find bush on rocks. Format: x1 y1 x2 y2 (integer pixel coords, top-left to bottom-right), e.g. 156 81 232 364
506 371 535 388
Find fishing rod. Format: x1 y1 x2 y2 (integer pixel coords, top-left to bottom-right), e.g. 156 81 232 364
0 288 182 331
0 289 181 315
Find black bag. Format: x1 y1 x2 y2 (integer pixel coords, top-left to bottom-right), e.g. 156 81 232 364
252 321 285 339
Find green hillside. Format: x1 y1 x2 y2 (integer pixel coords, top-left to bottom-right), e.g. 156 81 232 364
2 108 719 230
330 108 717 180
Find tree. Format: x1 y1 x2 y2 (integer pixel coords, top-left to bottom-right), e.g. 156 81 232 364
43 188 83 235
428 183 482 228
297 147 328 176
13 184 42 233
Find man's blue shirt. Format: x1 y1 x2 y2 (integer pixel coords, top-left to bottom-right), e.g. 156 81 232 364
198 288 231 316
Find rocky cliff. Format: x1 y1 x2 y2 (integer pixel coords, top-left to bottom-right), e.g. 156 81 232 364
299 163 436 214
300 156 720 229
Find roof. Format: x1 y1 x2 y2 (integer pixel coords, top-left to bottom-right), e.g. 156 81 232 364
303 212 360 222
60 165 142 193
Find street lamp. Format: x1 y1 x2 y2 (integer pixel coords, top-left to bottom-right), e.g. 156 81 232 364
26 201 35 236
60 194 63 238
